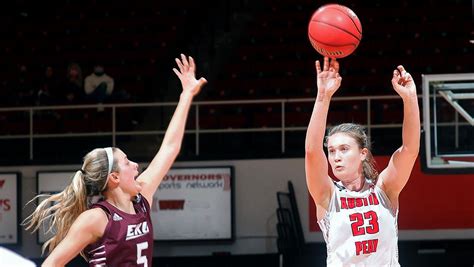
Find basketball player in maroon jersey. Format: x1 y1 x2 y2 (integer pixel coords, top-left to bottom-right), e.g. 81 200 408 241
25 54 207 266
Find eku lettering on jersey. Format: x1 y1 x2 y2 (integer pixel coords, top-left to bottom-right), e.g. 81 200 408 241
126 221 150 240
84 194 154 267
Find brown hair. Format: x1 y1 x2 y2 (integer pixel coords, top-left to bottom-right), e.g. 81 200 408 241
325 123 378 182
24 148 117 257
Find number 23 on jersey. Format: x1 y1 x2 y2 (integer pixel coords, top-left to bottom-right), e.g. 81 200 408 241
349 210 379 256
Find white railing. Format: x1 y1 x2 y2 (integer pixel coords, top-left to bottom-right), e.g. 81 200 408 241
0 95 467 160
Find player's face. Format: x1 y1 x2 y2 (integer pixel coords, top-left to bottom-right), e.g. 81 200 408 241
327 133 367 182
114 149 141 196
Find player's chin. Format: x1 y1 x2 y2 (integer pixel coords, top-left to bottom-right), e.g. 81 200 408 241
332 171 345 180
134 182 143 195
332 167 344 175
135 183 143 193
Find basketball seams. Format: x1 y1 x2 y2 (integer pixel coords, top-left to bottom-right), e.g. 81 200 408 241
308 4 362 58
308 32 357 48
310 20 361 42
323 6 362 35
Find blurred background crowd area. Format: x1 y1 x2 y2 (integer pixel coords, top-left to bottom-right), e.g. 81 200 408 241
1 0 471 106
0 0 472 164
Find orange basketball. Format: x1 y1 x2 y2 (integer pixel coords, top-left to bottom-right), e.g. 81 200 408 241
308 4 362 58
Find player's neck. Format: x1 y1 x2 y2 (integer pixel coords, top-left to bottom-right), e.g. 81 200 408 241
341 176 365 192
105 193 136 214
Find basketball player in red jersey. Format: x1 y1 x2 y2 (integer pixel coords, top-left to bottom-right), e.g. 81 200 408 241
25 54 207 267
305 57 420 265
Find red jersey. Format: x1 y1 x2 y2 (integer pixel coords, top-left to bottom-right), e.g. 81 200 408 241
84 195 154 267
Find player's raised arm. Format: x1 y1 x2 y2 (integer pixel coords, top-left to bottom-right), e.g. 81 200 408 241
137 54 207 205
305 57 342 213
378 65 420 203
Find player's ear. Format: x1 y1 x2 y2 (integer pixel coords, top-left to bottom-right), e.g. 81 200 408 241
109 172 120 185
360 147 368 161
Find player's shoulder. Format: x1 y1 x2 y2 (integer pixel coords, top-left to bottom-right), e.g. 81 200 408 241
72 208 109 235
81 207 109 219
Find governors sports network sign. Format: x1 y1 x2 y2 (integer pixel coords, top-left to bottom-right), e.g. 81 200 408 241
152 167 233 241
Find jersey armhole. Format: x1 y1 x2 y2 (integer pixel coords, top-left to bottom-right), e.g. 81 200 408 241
133 193 152 217
374 184 399 216
90 206 112 240
317 183 337 224
82 206 112 259
92 205 112 220
137 193 153 210
139 193 151 209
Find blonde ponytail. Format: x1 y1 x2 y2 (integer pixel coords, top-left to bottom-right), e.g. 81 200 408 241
24 170 88 254
23 148 116 256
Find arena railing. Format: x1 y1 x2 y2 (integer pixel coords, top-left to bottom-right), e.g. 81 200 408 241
0 95 467 160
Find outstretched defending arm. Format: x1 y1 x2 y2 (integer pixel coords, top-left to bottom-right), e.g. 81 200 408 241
137 54 207 205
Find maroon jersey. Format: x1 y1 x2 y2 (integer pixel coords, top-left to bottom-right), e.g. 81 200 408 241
84 195 154 267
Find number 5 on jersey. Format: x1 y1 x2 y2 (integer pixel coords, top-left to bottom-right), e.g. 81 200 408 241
137 241 149 267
